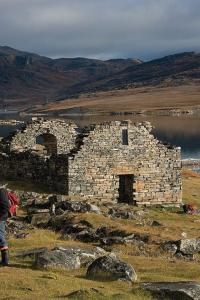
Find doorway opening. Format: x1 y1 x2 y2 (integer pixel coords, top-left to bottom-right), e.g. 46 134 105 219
36 133 57 155
118 174 134 204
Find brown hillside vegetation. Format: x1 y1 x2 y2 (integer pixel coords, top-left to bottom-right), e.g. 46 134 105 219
39 84 200 114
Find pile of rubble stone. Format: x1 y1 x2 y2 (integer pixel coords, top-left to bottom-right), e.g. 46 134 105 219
17 192 150 249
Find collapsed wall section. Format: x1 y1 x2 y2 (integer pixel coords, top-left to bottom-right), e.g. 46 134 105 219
68 121 182 205
10 118 78 154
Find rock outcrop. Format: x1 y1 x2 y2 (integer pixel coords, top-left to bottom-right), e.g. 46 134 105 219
86 253 137 282
141 281 200 300
163 238 200 258
35 249 81 270
35 246 107 269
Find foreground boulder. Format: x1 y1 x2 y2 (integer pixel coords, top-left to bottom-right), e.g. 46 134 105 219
86 253 137 282
35 249 81 270
53 246 107 267
35 246 107 269
141 282 200 300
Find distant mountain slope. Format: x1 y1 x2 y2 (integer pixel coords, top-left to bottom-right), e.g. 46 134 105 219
63 52 200 97
0 46 200 110
0 46 139 109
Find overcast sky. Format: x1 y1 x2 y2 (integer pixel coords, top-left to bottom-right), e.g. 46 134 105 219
0 0 200 60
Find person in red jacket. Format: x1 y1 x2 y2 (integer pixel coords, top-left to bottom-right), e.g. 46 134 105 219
0 183 10 266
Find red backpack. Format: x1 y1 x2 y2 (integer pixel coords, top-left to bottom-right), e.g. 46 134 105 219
7 191 20 217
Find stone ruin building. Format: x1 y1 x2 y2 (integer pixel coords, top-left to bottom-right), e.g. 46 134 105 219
0 118 182 206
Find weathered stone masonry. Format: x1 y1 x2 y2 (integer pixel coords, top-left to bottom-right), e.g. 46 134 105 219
0 118 182 205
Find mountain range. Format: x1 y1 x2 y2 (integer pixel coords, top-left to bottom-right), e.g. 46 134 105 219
0 46 200 110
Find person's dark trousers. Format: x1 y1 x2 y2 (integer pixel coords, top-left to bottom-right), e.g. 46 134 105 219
0 221 8 266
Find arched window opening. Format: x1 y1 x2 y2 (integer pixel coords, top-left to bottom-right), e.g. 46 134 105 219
36 133 57 155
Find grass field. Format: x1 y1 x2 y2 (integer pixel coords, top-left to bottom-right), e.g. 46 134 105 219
0 170 199 300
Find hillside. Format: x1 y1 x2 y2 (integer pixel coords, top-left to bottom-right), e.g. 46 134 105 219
0 46 200 111
60 52 200 97
39 84 200 115
0 46 139 109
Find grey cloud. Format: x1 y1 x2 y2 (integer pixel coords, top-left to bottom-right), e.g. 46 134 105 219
0 0 200 60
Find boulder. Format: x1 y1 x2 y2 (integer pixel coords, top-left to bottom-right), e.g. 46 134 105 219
108 208 135 219
141 281 200 300
86 253 137 282
51 214 93 234
163 238 200 257
54 246 107 267
30 213 51 227
163 241 178 255
56 200 99 213
27 208 50 215
67 288 103 299
75 229 99 243
129 233 150 243
100 236 125 246
89 204 101 214
178 238 200 255
34 197 51 208
96 226 111 238
35 249 81 270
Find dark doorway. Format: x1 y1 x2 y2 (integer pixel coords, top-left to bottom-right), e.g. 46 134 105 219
118 175 134 204
36 133 57 155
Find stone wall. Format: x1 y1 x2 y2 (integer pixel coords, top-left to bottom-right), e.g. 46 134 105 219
10 118 78 154
0 151 68 193
68 121 182 205
0 119 182 206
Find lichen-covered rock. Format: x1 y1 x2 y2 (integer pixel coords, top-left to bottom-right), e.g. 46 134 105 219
108 208 135 219
163 238 200 257
75 229 99 243
178 238 200 255
54 246 107 267
141 281 200 300
86 253 137 282
35 249 81 269
30 212 51 227
56 200 97 213
163 241 178 255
